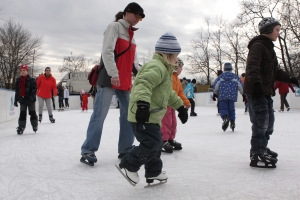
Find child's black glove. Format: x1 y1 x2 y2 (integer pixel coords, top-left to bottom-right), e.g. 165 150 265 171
252 82 263 99
135 101 150 124
212 93 218 101
290 77 299 87
14 101 18 107
177 106 188 124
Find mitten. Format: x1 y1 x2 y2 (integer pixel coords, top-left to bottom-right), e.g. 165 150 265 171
212 93 218 101
177 106 188 124
135 101 150 124
252 82 263 99
14 101 18 107
290 77 299 87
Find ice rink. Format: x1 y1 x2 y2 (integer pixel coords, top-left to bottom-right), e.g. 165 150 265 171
1 106 300 200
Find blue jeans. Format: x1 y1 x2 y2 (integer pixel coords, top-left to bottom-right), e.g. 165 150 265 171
219 99 235 121
247 95 274 154
119 123 162 178
81 87 134 155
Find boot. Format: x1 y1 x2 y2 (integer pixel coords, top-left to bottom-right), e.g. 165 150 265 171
38 114 42 123
222 117 229 131
162 141 173 153
230 120 235 131
168 140 182 150
49 115 55 123
190 112 197 116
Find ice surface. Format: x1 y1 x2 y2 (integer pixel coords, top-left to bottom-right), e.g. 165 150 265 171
1 106 300 200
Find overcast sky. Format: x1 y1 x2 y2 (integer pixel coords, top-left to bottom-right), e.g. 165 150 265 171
0 0 241 81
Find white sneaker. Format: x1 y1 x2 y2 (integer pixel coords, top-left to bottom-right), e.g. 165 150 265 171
147 171 168 181
124 168 140 184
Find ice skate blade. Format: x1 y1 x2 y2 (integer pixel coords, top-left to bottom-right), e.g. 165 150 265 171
144 180 167 188
250 161 276 168
115 164 137 186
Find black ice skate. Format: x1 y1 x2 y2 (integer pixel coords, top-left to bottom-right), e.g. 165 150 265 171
145 171 168 188
32 126 38 133
190 112 197 116
115 164 139 186
80 153 97 166
162 141 173 153
230 121 235 132
49 115 55 123
168 140 182 150
38 115 42 123
16 127 24 135
267 148 278 159
250 152 277 168
222 117 229 132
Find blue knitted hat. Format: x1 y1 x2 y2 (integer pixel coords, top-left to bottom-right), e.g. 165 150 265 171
155 32 181 54
223 62 233 71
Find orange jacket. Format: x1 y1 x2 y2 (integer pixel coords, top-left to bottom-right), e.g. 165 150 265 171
36 74 57 98
172 73 190 107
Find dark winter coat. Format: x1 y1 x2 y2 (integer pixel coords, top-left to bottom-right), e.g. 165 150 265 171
15 75 37 103
213 72 243 102
243 35 291 96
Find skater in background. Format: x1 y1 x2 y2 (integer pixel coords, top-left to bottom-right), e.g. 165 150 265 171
244 17 299 168
81 89 90 112
14 64 38 134
212 70 223 115
118 32 188 185
181 77 189 90
57 84 65 111
88 85 97 106
36 67 57 123
213 62 244 132
274 81 295 112
51 91 56 111
184 78 197 116
161 58 190 153
80 2 144 166
64 86 70 109
241 73 248 114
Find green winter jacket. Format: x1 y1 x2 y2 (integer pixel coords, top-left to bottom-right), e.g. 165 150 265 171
128 53 183 127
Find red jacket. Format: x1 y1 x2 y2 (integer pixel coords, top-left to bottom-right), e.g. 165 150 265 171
274 81 295 95
36 74 57 98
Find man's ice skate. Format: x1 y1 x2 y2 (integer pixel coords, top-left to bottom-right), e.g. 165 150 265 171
49 115 55 123
32 126 38 133
230 121 235 132
168 140 182 150
287 107 290 111
267 148 278 159
222 117 229 132
145 171 168 188
250 152 277 168
38 115 42 123
162 141 173 153
16 127 24 135
190 112 197 116
115 164 139 186
80 153 97 166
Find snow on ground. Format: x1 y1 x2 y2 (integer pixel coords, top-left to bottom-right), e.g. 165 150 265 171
1 106 300 200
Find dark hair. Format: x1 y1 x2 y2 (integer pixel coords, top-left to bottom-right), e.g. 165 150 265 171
115 12 124 22
183 77 186 80
45 67 51 71
241 73 246 77
191 79 196 84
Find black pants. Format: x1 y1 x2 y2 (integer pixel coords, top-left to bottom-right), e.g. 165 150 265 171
64 98 69 107
188 98 195 113
280 93 289 110
59 97 64 108
51 97 55 109
19 101 38 128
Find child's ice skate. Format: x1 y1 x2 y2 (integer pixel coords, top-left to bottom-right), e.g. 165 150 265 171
49 115 55 123
38 115 42 123
16 127 24 135
32 126 38 133
250 152 277 168
222 117 229 132
230 121 235 132
115 164 139 186
145 171 168 188
168 140 182 150
162 141 173 153
80 153 97 166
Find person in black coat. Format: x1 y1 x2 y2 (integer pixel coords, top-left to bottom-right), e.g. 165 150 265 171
14 64 38 134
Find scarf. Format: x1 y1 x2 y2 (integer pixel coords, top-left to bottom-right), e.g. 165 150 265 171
19 75 28 97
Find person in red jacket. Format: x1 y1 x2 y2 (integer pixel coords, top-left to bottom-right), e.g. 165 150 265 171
81 89 91 112
36 67 57 123
274 81 295 112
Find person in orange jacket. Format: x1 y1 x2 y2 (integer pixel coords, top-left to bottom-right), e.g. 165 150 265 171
274 81 295 112
36 67 57 123
161 58 191 153
81 89 91 112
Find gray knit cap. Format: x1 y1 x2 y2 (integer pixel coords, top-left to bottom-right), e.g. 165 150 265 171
223 62 233 71
155 32 181 54
258 17 281 34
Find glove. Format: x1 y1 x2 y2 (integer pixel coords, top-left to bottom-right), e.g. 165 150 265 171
252 82 263 99
242 94 247 102
290 77 299 87
14 101 18 107
177 106 188 124
212 93 218 101
135 101 150 124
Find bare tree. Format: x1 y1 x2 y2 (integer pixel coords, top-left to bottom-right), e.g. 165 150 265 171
138 50 153 65
58 52 93 73
0 19 42 89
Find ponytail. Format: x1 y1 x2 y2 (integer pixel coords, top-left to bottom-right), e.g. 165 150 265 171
115 12 124 22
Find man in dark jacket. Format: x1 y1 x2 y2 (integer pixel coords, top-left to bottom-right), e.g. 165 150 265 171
14 64 38 134
244 17 299 168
